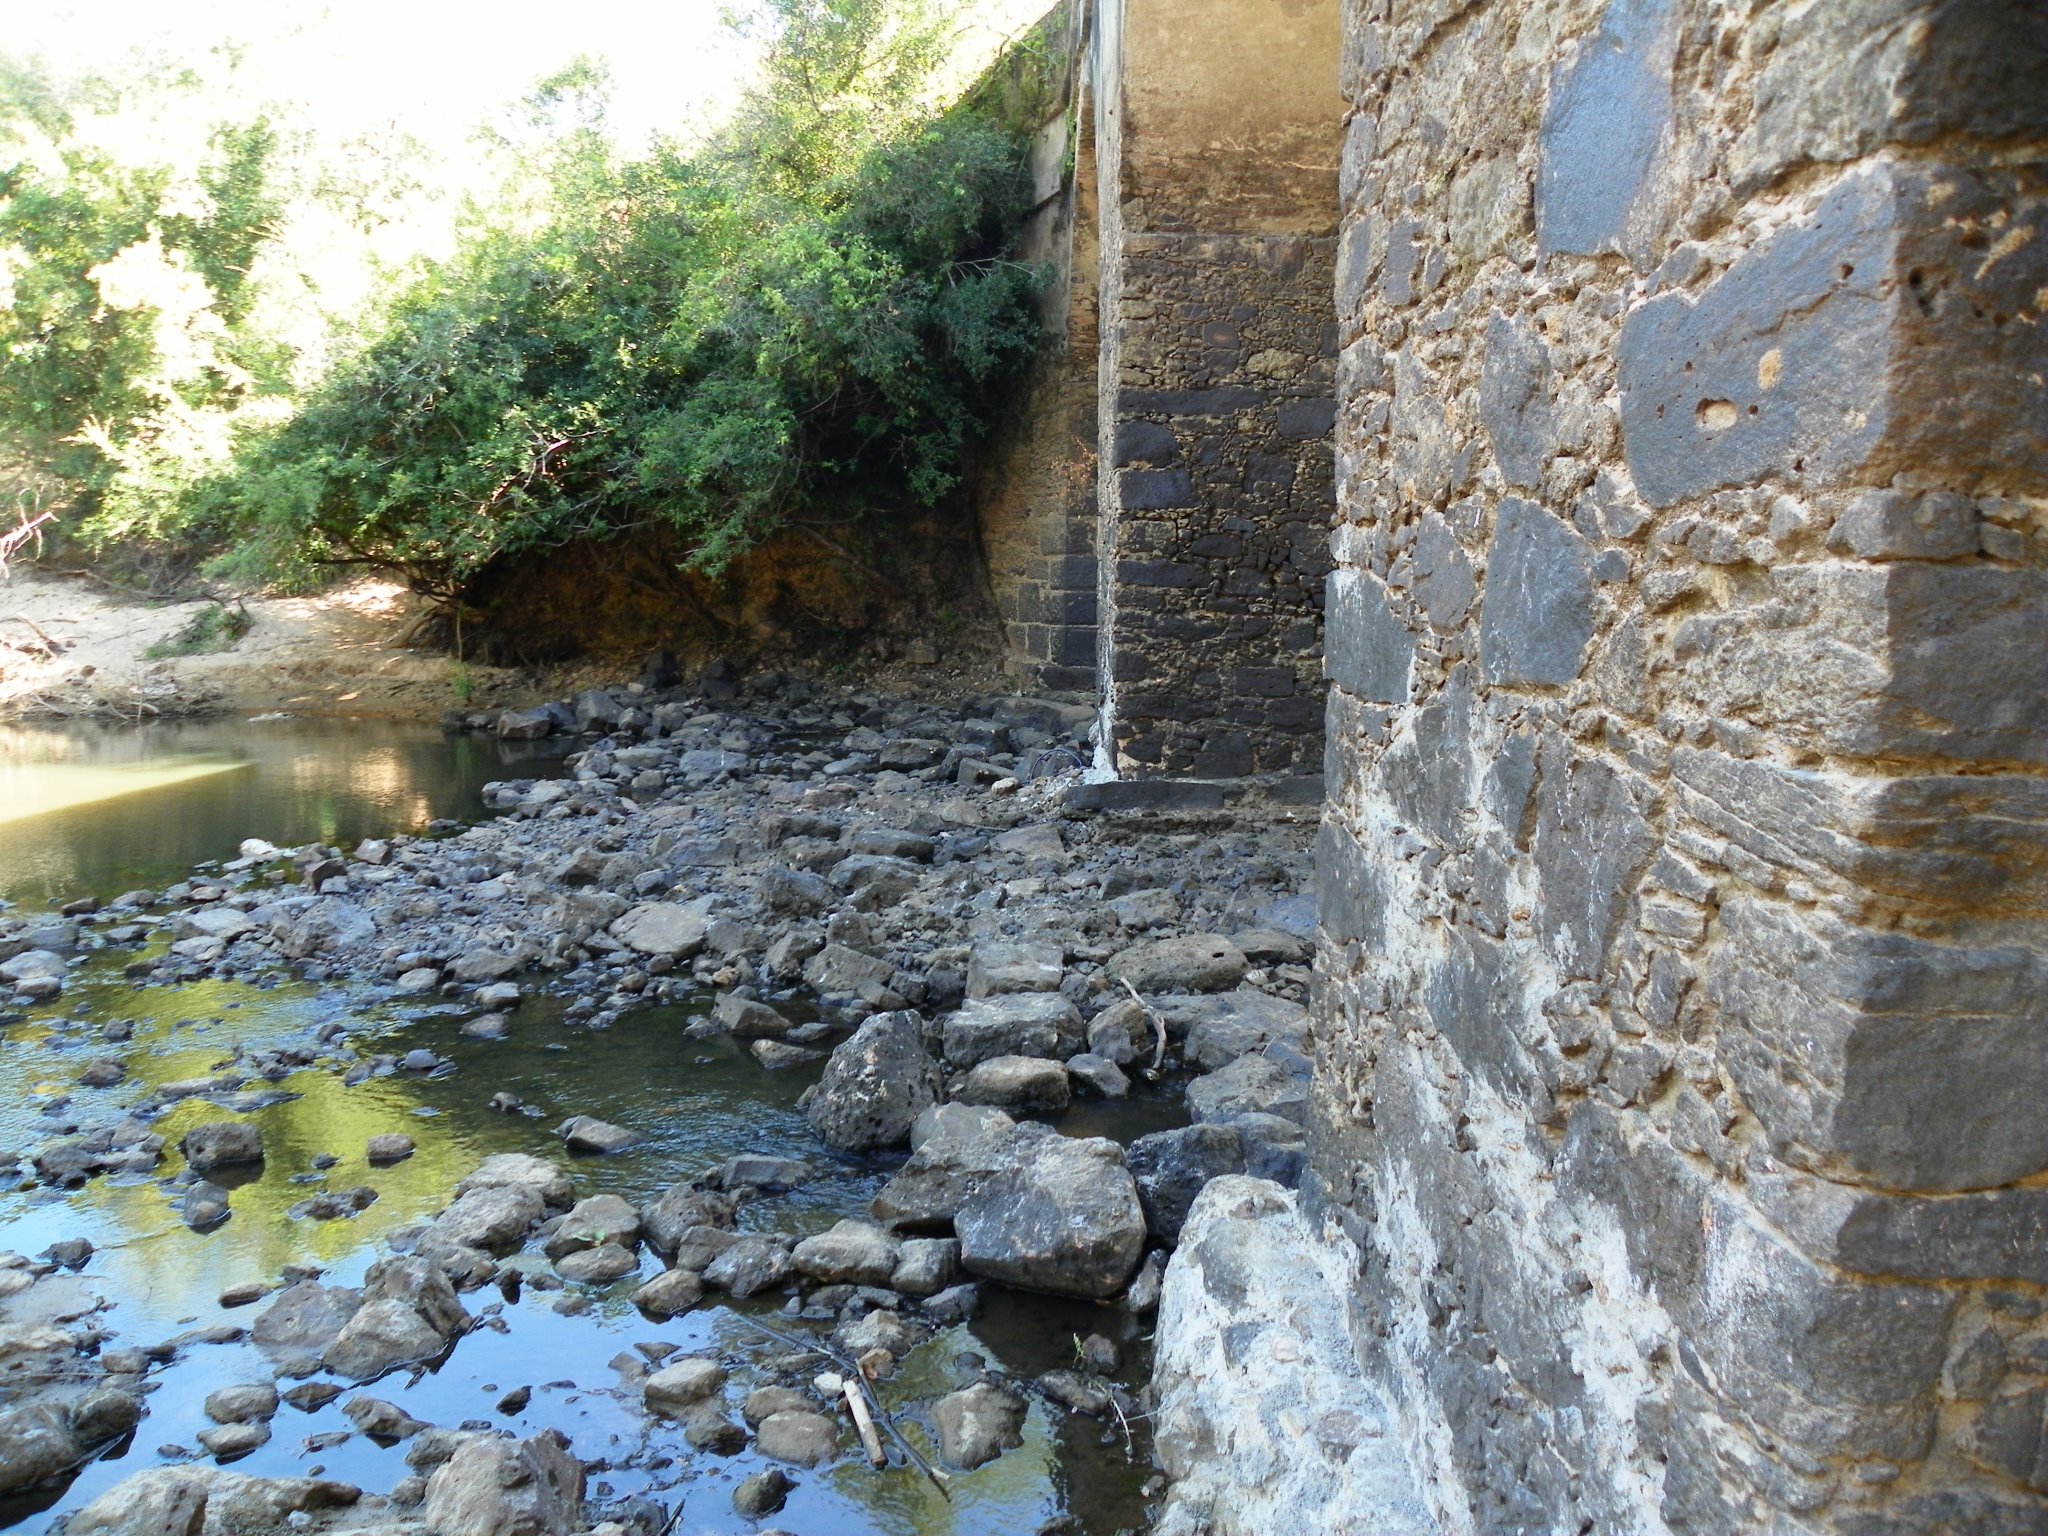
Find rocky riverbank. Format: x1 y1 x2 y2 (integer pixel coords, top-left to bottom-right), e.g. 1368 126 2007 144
0 669 1319 1535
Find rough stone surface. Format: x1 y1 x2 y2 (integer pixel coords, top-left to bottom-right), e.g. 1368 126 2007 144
954 1129 1145 1299
931 1383 1027 1471
803 1011 944 1152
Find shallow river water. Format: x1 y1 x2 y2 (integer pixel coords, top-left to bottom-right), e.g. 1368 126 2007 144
0 719 1163 1535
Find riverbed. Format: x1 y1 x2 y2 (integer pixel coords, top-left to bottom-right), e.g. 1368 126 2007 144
0 712 1172 1535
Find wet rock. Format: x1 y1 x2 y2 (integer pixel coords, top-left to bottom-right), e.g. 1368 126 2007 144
641 1187 737 1255
203 1383 279 1425
955 1129 1146 1299
1081 1333 1121 1373
870 1107 1020 1229
432 1184 547 1252
890 1237 960 1297
251 1281 363 1376
46 1238 92 1269
742 1387 812 1426
1126 1251 1167 1315
272 898 376 960
422 1429 584 1536
631 1268 704 1318
0 1402 96 1496
752 1039 824 1070
322 1298 447 1380
366 1133 416 1164
610 899 713 959
460 1013 511 1040
1 950 66 985
363 1255 469 1339
196 1421 269 1460
1107 935 1248 994
941 993 1084 1069
172 908 257 945
545 1194 642 1258
803 1011 944 1153
924 1282 982 1325
756 1409 840 1467
644 1357 726 1410
681 1402 747 1454
344 1395 427 1440
555 1244 638 1285
792 1220 901 1287
558 1115 643 1155
712 993 792 1039
182 1182 232 1230
932 1382 1027 1470
834 1308 927 1359
955 1055 1071 1113
180 1121 263 1172
77 1059 125 1089
458 1153 575 1209
1039 1369 1113 1416
1128 1123 1252 1242
701 1236 794 1298
1165 992 1311 1071
1065 1053 1131 1098
733 1467 794 1517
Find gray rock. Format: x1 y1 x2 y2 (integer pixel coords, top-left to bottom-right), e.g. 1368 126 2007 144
631 1268 705 1318
558 1115 643 1155
755 1409 840 1468
323 1298 446 1380
644 1358 726 1410
182 1181 232 1230
203 1383 279 1425
555 1244 638 1284
965 940 1064 999
1478 313 1555 490
890 1237 960 1297
701 1236 793 1298
955 1129 1146 1299
1325 568 1413 705
180 1121 263 1173
932 1383 1027 1471
1128 1123 1251 1242
343 1395 427 1440
1164 992 1312 1071
955 1055 1071 1113
791 1220 901 1287
456 1152 574 1209
802 941 896 997
272 898 375 959
713 992 792 1039
941 992 1085 1069
1108 935 1249 994
544 1194 642 1257
365 1134 415 1164
759 865 831 914
252 1281 362 1375
196 1422 269 1460
641 1186 737 1255
1065 1053 1130 1098
610 899 713 958
804 1011 944 1153
422 1430 584 1536
1186 1045 1311 1126
1535 0 1679 260
1478 497 1593 687
432 1184 546 1251
733 1467 794 1518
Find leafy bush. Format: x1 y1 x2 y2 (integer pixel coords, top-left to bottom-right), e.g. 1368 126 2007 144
142 600 252 657
199 0 1046 601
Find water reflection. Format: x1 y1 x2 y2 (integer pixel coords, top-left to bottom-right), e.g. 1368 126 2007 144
0 719 569 903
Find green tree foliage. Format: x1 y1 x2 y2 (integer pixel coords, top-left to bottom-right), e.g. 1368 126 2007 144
0 57 285 563
207 0 1045 600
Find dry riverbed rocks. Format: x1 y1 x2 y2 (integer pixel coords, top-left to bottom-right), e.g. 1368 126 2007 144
0 669 1319 1528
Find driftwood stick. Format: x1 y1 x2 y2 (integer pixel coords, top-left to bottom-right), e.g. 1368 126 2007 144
1121 979 1168 1071
844 1378 887 1467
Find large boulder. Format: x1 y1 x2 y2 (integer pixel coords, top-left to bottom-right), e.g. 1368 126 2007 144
791 1220 901 1287
954 1055 1071 1113
270 898 376 960
803 1012 943 1152
870 1108 1020 1229
55 1469 363 1536
1157 991 1312 1070
641 1186 737 1255
1127 1123 1254 1242
1186 1042 1311 1126
457 1153 575 1209
610 899 713 959
431 1183 546 1252
965 940 1064 999
954 1129 1146 1299
321 1298 446 1380
940 994 1084 1069
423 1430 584 1536
251 1281 362 1376
1108 935 1249 994
544 1194 642 1258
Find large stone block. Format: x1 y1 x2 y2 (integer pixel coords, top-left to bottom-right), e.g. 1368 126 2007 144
1563 1107 1954 1462
1709 898 2048 1191
1531 740 1656 977
1749 1163 2048 1285
1410 512 1475 631
1619 162 2048 505
1479 313 1555 490
1325 568 1413 703
1479 498 1594 688
1315 820 1387 950
1671 747 2048 914
1730 0 2048 194
1536 0 1681 259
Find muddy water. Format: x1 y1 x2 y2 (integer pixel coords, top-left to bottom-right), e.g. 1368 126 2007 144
0 722 1166 1535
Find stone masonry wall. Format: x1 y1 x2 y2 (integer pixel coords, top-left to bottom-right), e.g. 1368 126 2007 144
1307 1 2048 1533
1092 0 1343 780
1104 233 1337 776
